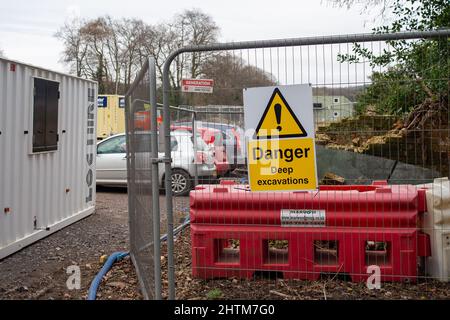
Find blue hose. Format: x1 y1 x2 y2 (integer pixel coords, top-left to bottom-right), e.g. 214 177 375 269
87 214 191 300
87 251 129 300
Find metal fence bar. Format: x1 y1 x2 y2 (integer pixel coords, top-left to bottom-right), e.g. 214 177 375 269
163 29 450 65
162 78 176 302
194 111 244 115
192 112 199 187
149 57 162 300
126 59 150 99
124 94 139 294
164 105 195 113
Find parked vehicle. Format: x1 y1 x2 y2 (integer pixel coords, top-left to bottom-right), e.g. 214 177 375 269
174 121 246 168
171 125 231 176
96 131 216 196
198 122 246 168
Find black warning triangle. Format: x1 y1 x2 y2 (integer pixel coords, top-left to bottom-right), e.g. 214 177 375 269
254 88 307 139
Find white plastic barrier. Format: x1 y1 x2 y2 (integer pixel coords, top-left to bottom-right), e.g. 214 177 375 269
423 177 450 281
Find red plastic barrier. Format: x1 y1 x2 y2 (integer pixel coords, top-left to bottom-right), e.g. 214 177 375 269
134 111 150 131
190 181 430 282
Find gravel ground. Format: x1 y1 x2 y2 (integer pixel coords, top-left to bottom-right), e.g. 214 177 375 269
0 187 131 300
2 186 450 300
0 187 188 300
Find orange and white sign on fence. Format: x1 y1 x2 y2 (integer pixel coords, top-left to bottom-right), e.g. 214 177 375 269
181 79 214 93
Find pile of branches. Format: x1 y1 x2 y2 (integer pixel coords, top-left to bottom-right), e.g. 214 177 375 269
404 92 449 131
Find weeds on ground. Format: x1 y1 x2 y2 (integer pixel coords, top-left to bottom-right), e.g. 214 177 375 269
206 288 223 300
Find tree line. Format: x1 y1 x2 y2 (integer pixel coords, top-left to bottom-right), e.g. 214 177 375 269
55 9 275 102
57 2 448 114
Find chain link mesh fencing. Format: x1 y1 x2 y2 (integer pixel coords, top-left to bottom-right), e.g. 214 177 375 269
125 59 160 300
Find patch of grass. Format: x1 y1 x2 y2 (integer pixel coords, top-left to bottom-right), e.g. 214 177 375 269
206 288 223 300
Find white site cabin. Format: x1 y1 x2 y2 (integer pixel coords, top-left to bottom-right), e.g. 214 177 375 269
0 58 97 259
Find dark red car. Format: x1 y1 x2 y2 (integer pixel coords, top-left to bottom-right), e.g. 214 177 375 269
171 125 230 176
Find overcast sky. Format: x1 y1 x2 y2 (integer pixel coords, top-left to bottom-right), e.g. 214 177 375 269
0 0 382 73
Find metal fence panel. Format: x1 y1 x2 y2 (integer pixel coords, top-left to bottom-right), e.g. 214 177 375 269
125 58 161 300
159 30 450 299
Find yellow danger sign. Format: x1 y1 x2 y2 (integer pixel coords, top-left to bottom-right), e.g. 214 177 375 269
255 88 307 139
247 138 317 191
244 84 317 192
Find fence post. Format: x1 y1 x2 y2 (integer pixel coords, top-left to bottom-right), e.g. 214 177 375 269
124 93 135 272
163 61 176 300
148 57 162 300
192 111 199 187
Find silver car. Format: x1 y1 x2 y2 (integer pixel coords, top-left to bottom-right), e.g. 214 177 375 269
96 131 216 196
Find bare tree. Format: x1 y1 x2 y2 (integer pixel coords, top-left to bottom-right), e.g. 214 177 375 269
138 9 220 88
174 9 220 79
80 17 112 93
188 53 276 105
55 18 89 77
136 22 177 85
149 9 220 105
55 9 221 95
103 16 122 94
118 18 148 90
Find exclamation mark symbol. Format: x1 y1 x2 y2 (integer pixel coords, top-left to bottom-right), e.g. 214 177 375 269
275 103 282 131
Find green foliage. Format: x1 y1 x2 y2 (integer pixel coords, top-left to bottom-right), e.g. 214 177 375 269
206 288 223 300
338 0 449 115
354 69 426 115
